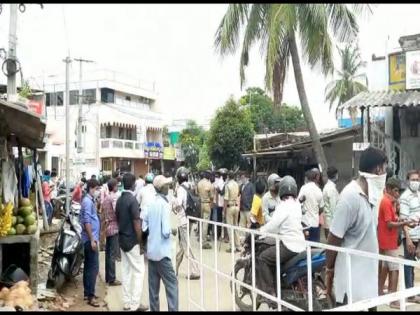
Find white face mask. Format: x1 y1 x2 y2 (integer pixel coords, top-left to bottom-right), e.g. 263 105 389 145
94 190 101 199
409 181 420 192
359 171 387 208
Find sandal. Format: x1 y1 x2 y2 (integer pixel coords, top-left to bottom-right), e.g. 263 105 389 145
87 298 100 308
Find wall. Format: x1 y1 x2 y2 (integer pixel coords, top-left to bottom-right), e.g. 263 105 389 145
324 137 357 192
134 159 148 177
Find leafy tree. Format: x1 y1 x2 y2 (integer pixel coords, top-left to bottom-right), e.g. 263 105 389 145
207 97 254 169
215 4 371 179
196 143 212 171
18 80 32 99
239 87 306 133
325 44 368 123
179 120 206 171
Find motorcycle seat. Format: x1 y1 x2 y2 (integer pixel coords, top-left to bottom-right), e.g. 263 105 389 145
282 248 324 271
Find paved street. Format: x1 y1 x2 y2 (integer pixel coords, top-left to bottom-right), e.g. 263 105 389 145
98 228 420 312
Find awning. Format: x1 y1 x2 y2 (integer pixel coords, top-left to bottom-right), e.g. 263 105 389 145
243 126 360 157
338 90 420 110
99 106 139 129
0 99 46 149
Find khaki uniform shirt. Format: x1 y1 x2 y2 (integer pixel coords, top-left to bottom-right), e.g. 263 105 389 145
224 179 240 205
197 178 214 204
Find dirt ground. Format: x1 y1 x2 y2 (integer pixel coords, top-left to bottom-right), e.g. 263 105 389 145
37 220 108 311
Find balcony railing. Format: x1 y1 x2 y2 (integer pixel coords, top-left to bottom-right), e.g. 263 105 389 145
101 138 143 151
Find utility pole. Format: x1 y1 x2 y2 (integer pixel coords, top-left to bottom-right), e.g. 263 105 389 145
6 4 18 101
74 58 94 154
64 56 72 216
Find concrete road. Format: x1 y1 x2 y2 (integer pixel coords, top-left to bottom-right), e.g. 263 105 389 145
99 228 420 312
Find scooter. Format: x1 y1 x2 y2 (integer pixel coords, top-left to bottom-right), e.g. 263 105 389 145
231 232 333 311
46 203 84 292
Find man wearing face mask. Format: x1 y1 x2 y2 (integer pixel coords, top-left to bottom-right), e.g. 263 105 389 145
80 179 101 307
399 170 420 301
325 147 387 309
262 173 281 224
322 166 340 239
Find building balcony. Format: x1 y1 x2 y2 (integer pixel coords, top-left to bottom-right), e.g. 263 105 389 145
99 138 145 159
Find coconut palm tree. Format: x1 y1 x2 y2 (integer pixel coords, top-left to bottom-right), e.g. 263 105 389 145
214 4 371 179
325 44 368 124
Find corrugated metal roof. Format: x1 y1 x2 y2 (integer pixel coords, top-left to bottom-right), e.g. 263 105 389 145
338 90 420 110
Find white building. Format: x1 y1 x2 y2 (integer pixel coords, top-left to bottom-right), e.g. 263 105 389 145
36 69 165 180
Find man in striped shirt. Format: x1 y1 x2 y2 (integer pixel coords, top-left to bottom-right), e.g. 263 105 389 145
399 169 420 301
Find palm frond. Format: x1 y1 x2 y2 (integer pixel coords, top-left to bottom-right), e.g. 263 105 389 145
239 4 266 88
326 4 359 43
214 4 250 56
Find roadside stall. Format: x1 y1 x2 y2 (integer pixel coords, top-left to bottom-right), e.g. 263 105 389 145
0 98 46 309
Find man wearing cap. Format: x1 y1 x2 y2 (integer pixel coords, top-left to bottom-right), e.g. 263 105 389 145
224 170 241 252
143 175 179 312
197 170 214 249
262 173 281 224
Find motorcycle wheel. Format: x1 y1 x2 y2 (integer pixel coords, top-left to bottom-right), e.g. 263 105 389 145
54 272 66 292
230 259 260 311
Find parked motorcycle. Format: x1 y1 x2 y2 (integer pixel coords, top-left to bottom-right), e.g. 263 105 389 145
46 203 83 292
231 234 333 311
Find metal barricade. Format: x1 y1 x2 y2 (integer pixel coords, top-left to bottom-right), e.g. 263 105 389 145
185 216 420 312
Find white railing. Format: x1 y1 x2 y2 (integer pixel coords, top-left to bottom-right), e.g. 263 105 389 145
186 217 420 312
100 138 143 151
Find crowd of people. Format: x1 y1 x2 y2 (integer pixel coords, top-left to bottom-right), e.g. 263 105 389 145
42 145 420 310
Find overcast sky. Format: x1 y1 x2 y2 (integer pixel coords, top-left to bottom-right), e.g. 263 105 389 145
0 4 419 130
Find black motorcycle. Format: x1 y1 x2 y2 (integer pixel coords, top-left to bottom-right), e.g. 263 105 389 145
46 204 84 292
231 234 333 311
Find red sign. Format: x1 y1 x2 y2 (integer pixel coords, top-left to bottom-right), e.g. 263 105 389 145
27 94 44 116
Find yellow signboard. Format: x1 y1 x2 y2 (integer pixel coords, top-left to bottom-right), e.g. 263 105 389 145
163 147 175 160
388 52 406 91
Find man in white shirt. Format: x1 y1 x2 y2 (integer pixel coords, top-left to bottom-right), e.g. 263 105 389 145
326 147 387 308
172 171 200 280
134 175 145 200
138 173 157 233
322 167 340 239
215 169 228 241
256 176 306 297
261 173 281 224
298 168 324 242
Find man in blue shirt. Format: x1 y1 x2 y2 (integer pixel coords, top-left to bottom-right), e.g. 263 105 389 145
143 175 178 311
80 179 101 307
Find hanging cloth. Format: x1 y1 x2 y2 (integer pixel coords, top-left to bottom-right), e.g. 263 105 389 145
2 160 18 204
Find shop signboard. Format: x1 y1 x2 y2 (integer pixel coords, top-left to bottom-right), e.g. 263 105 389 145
406 50 420 89
144 142 163 159
163 147 175 160
388 52 406 91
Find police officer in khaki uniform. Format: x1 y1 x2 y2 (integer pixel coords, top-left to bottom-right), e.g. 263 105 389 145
197 170 214 249
223 170 240 252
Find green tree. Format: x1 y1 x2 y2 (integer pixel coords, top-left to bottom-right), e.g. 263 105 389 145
196 143 212 171
179 120 206 171
207 97 254 169
325 44 368 123
215 4 370 179
239 87 306 133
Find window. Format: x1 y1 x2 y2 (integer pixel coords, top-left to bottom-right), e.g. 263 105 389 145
125 96 131 102
102 158 112 172
126 129 132 140
119 127 124 139
46 93 51 107
106 126 112 138
101 88 115 103
82 126 87 133
70 90 78 105
56 92 64 106
83 89 96 104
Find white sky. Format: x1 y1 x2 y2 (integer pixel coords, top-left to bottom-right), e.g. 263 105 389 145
0 4 419 130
